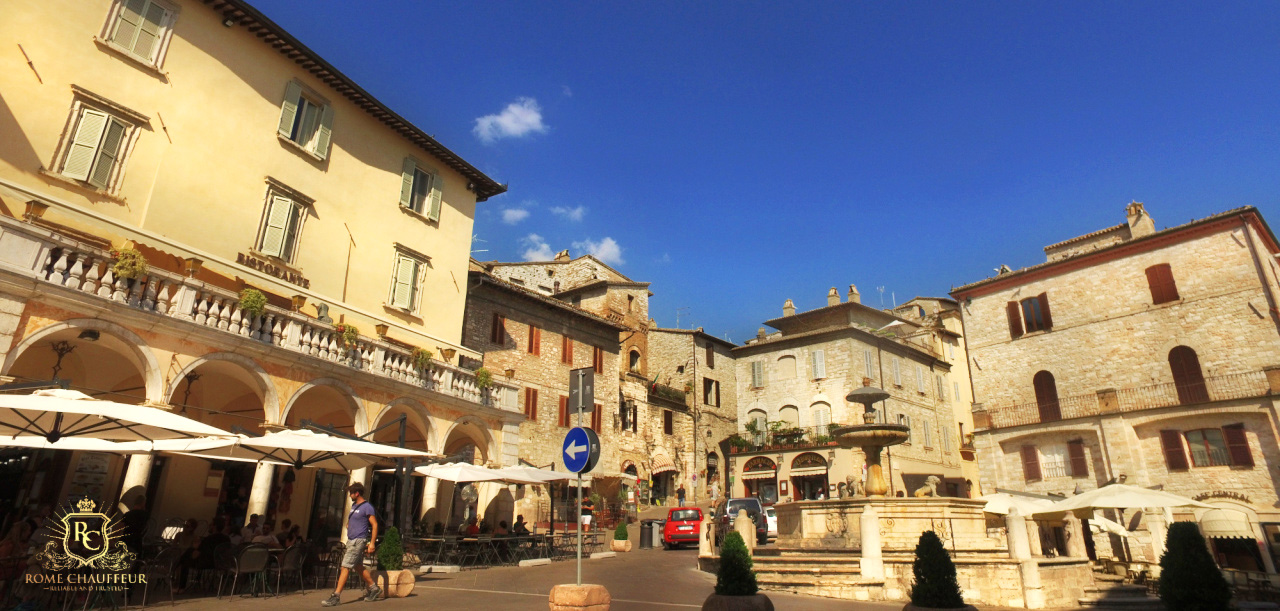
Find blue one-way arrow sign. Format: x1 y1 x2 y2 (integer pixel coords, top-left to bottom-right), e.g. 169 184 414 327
562 426 601 474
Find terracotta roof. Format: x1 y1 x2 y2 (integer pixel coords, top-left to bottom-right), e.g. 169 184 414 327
650 327 737 348
733 324 944 364
202 0 505 201
1042 223 1127 251
471 272 628 332
762 299 917 333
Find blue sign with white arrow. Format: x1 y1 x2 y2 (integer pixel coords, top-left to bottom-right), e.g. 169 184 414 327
562 426 601 474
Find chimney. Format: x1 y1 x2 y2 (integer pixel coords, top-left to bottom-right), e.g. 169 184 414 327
1125 201 1155 239
554 249 571 262
847 284 860 304
783 299 795 317
827 287 839 306
757 328 766 340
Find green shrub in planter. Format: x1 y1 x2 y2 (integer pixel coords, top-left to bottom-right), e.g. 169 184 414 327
614 520 629 541
110 248 147 280
377 527 404 571
411 347 433 370
909 530 964 608
714 531 757 596
1159 522 1230 610
238 288 267 318
475 367 493 390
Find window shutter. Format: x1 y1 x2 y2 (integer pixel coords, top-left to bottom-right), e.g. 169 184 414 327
706 343 714 368
714 381 720 407
1020 445 1042 481
88 118 126 188
593 346 603 374
1006 301 1024 339
278 81 303 138
1037 293 1053 329
559 396 568 427
752 361 763 387
313 104 335 159
427 171 443 221
110 0 147 50
1146 265 1165 303
916 366 924 392
892 358 901 386
132 1 167 60
1159 430 1189 471
398 158 416 208
63 109 109 181
1067 440 1088 477
864 349 874 380
923 420 932 447
259 196 293 257
390 255 416 309
1223 424 1254 468
528 326 540 355
591 403 602 432
562 335 573 364
491 313 505 344
942 426 952 452
812 350 826 379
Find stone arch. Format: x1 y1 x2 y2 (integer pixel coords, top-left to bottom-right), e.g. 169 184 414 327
776 354 797 379
440 416 495 464
280 377 368 435
165 352 280 424
778 405 800 426
3 318 164 402
372 398 433 452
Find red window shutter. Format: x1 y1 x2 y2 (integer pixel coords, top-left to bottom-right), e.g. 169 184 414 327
1223 424 1254 468
523 388 538 420
591 403 602 432
1006 302 1024 339
1067 439 1088 477
714 381 721 407
1169 346 1208 404
664 410 673 435
706 343 714 368
562 336 573 364
1020 445 1041 481
559 396 568 427
528 326 540 355
1033 371 1061 422
1159 430 1189 471
1037 293 1053 330
490 313 501 343
1147 264 1179 304
593 347 604 374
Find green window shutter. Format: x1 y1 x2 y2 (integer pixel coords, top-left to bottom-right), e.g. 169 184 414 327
88 118 127 188
427 170 443 221
111 0 147 50
277 81 303 138
259 196 292 257
132 1 167 61
391 255 416 309
313 103 334 159
398 158 416 208
63 110 109 181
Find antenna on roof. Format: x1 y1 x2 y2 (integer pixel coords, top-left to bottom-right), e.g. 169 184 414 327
470 234 488 255
877 286 885 308
676 307 690 329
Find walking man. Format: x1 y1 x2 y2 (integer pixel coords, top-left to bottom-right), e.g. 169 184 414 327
322 483 380 606
677 485 686 507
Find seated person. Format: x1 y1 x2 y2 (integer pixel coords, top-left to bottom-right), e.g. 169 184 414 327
494 521 509 535
511 515 531 535
251 523 282 548
465 517 480 536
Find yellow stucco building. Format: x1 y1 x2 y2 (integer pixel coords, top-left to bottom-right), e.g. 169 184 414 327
0 0 521 539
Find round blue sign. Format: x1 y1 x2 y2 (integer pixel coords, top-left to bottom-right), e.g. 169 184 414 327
562 427 601 473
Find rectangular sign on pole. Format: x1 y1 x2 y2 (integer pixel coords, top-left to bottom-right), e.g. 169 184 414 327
569 367 595 412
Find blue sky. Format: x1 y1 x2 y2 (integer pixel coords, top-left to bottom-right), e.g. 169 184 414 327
251 1 1280 344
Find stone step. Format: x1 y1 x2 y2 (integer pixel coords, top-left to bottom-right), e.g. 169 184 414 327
754 565 862 575
757 574 870 587
763 547 861 556
754 555 861 565
1083 584 1147 595
1076 595 1163 609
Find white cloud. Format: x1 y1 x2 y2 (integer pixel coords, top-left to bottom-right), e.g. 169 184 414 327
562 85 573 97
473 97 548 144
551 205 587 222
520 234 554 261
501 208 530 224
573 237 624 266
656 253 672 264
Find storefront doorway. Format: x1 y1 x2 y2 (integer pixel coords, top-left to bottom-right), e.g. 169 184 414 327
741 456 778 505
308 470 348 542
789 453 829 501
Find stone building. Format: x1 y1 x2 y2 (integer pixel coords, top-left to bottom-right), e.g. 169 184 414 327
648 327 739 504
484 253 699 506
952 203 1280 572
0 0 518 540
461 261 626 525
728 286 973 504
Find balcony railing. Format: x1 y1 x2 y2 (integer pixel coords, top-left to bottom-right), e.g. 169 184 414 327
730 424 837 453
980 370 1271 431
21 222 518 412
648 382 687 406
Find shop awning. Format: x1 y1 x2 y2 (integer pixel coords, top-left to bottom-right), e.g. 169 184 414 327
1200 509 1255 539
651 452 677 475
789 466 828 476
741 470 776 480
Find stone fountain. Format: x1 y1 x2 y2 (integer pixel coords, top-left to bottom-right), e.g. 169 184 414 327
831 385 909 497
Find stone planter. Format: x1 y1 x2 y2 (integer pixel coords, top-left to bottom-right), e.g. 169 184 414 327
610 539 632 552
901 604 978 611
370 569 416 598
549 583 610 610
701 593 774 610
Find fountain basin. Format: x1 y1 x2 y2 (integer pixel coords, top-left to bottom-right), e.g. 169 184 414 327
830 423 910 449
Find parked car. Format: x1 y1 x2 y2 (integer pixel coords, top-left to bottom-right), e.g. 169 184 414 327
662 507 702 549
712 497 768 546
765 506 777 540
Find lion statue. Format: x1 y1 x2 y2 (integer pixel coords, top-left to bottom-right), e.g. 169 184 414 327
913 475 941 497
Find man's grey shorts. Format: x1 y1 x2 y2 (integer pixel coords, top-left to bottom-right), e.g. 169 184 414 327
342 538 369 569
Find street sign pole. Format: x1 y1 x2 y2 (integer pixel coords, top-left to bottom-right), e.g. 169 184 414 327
575 368 584 587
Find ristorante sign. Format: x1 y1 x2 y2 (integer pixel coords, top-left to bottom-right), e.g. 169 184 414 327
237 252 311 289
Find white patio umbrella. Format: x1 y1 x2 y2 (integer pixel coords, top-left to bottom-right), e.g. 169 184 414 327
1034 483 1212 518
979 492 1055 516
0 388 234 442
0 436 158 453
495 466 576 483
412 461 524 483
1088 515 1133 539
157 429 430 471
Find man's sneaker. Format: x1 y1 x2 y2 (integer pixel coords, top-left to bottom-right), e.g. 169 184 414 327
321 594 341 607
363 586 381 602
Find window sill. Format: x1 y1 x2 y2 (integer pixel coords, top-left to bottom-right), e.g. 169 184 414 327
382 303 422 322
38 169 128 205
276 133 328 164
93 38 169 82
399 205 438 225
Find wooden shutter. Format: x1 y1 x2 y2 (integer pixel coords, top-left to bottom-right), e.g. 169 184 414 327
427 171 443 221
562 336 573 364
1159 430 1189 471
313 103 335 159
706 343 714 368
1020 445 1042 481
278 81 303 138
752 361 763 387
110 0 147 50
390 255 416 309
259 196 293 257
1146 264 1180 304
1067 440 1088 477
1223 424 1254 468
664 410 673 435
132 1 167 60
591 403 602 432
1006 301 1024 339
88 118 126 188
528 326 541 355
63 109 109 181
916 365 924 392
593 346 603 373
398 158 416 208
1037 293 1053 330
922 420 932 447
864 349 874 379
524 388 538 420
892 358 901 386
1033 371 1061 422
812 350 826 379
1169 346 1209 404
491 313 505 344
714 380 720 407
559 396 568 427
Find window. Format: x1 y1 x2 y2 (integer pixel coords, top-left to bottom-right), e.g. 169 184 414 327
277 81 333 159
255 187 309 263
1185 429 1230 467
751 361 766 388
892 357 901 387
592 346 604 374
954 382 961 402
1159 430 1190 471
1015 293 1053 334
1161 426 1254 470
386 249 426 312
864 349 874 380
776 355 797 379
527 325 541 355
399 158 443 221
896 413 912 442
705 343 715 369
1146 264 1180 305
627 295 634 312
1039 445 1069 478
810 350 826 379
561 336 574 364
591 403 602 432
942 426 953 452
558 396 569 427
811 403 831 436
1068 439 1088 477
947 342 955 359
619 400 638 433
523 388 538 420
628 349 641 373
746 409 767 445
936 375 948 401
915 365 925 395
922 420 933 448
1033 371 1061 423
102 0 175 66
490 313 507 345
59 104 137 191
1020 445 1042 482
703 378 720 407
663 410 674 435
1169 346 1208 404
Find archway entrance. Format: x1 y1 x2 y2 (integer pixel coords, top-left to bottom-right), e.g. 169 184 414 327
440 423 490 530
789 452 829 501
286 384 359 543
742 456 778 505
370 405 430 533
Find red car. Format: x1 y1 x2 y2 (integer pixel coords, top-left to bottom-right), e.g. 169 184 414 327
662 507 702 549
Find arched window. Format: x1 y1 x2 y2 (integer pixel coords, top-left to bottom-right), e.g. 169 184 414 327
1169 346 1208 404
746 409 767 445
776 355 797 379
1033 371 1061 422
810 402 831 436
778 405 799 427
629 349 641 373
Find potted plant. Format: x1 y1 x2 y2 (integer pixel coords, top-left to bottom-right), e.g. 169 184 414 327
702 531 772 610
905 530 974 610
334 322 360 347
110 247 147 280
238 288 267 319
411 347 433 370
475 367 493 390
1159 522 1230 610
611 520 631 552
372 527 416 598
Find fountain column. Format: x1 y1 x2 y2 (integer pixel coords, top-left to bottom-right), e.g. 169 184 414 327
860 504 884 581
